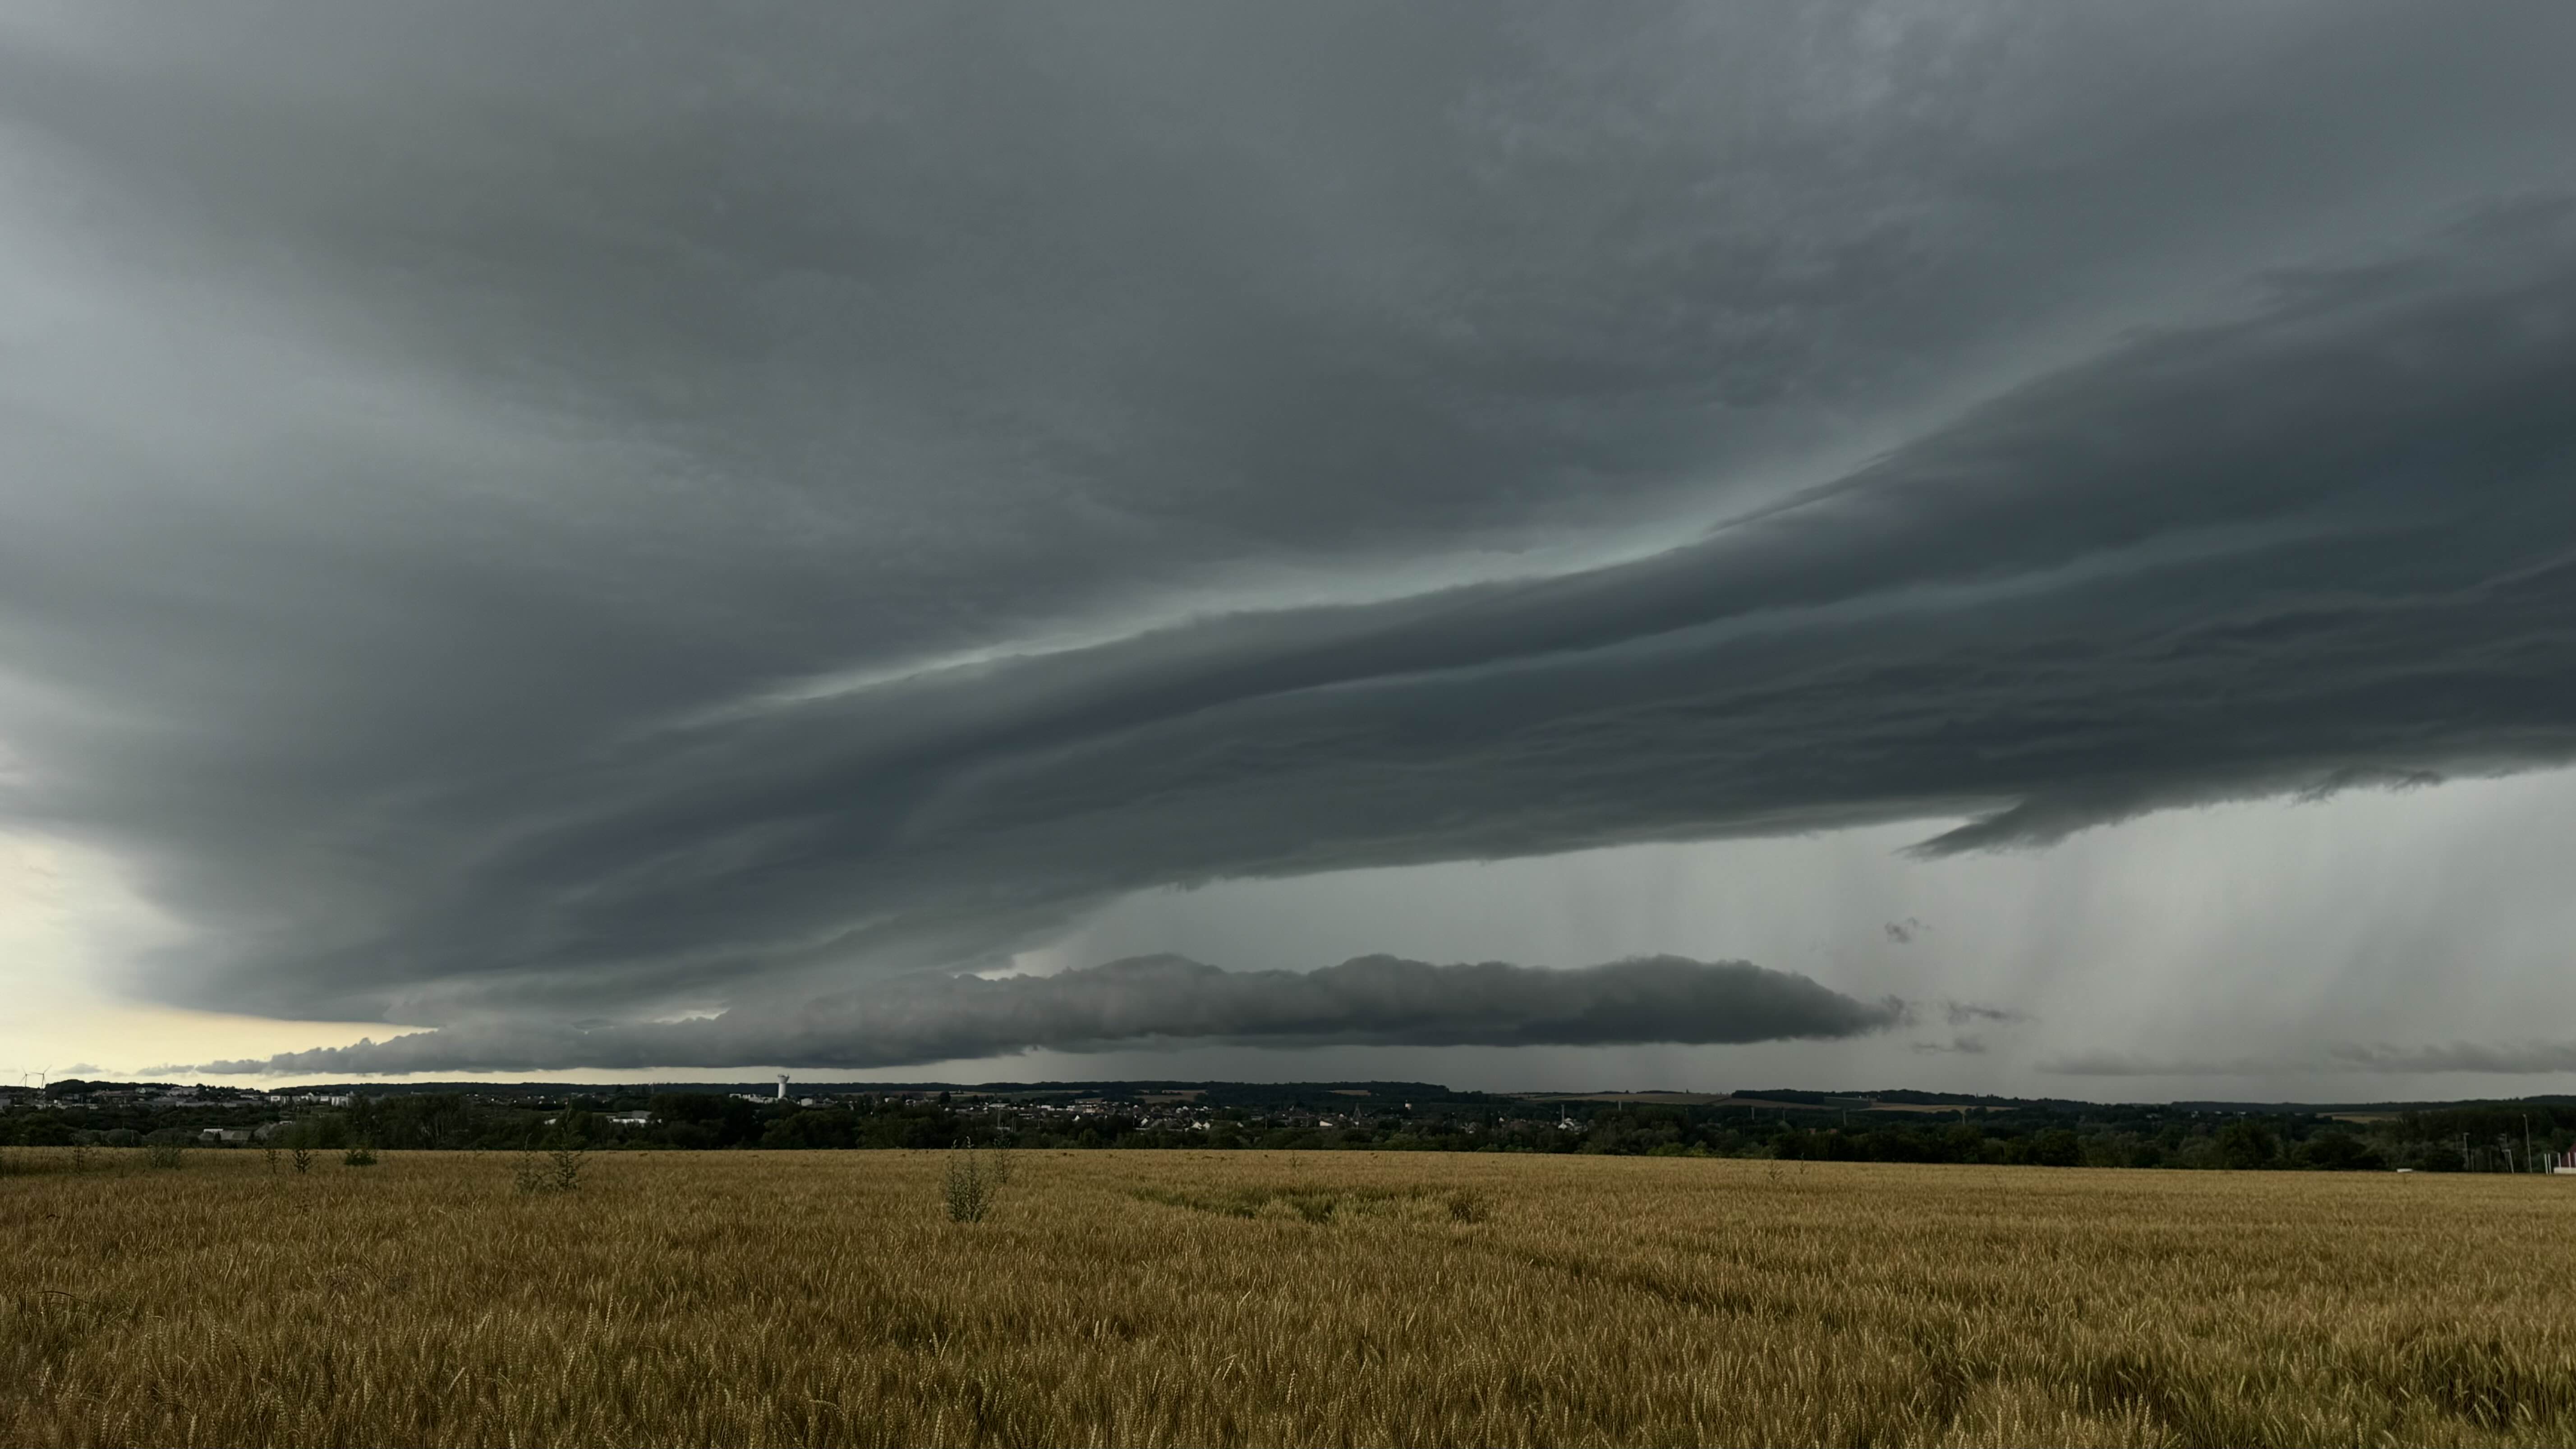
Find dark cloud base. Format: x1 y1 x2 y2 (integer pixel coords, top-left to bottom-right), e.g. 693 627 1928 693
187 954 1904 1075
4 9 2576 1042
55 202 2576 1028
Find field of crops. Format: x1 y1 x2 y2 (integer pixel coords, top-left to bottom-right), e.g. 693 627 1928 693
5 1147 2573 1448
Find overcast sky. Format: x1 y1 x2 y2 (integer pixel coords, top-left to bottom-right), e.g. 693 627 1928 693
5 4 2576 1099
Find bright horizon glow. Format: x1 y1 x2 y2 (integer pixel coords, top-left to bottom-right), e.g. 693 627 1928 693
18 768 2576 1101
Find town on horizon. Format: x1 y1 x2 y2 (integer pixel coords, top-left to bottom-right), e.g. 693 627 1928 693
14 1074 2576 1176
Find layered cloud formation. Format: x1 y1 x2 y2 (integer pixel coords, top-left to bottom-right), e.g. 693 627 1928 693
3 7 2575 1055
188 955 1904 1075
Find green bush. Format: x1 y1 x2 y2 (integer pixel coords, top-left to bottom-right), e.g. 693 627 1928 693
512 1134 585 1194
943 1145 1012 1223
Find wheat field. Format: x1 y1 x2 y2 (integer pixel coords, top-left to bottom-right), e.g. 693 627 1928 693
5 1148 2572 1448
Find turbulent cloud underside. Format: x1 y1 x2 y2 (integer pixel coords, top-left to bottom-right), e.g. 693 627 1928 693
0 6 2573 1047
188 955 1904 1075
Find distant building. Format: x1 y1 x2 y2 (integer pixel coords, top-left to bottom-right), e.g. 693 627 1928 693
608 1112 656 1127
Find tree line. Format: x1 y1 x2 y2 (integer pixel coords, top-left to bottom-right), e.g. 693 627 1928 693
10 1089 2571 1172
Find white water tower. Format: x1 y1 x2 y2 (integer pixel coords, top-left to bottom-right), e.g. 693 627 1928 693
776 1072 789 1101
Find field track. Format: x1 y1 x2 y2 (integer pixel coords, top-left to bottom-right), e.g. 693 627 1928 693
6 1149 2573 1447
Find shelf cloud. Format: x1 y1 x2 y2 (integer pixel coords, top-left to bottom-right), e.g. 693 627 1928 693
5 6 2576 1071
181 954 1906 1075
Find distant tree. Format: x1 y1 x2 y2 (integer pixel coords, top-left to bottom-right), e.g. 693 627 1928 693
18 1118 72 1148
2027 1129 2083 1167
2401 1142 2466 1173
650 1092 761 1147
2299 1133 2384 1171
2213 1120 2277 1170
346 1093 382 1145
763 1111 856 1150
374 1093 476 1150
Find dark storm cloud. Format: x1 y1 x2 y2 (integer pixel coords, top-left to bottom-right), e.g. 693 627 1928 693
1911 1001 2024 1055
2037 1053 2272 1077
2042 1041 2576 1076
183 955 1903 1075
2328 1042 2576 1074
4 5 2576 1043
353 206 2576 1020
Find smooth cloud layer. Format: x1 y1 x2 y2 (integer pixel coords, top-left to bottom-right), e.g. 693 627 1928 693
1 7 2574 1047
186 955 1904 1075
